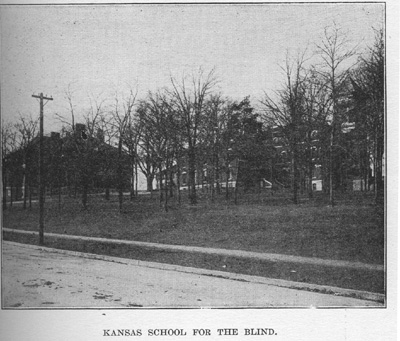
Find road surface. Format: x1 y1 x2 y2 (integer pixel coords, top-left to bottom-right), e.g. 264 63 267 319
2 241 382 308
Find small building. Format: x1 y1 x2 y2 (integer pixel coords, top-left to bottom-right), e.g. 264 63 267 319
312 180 323 191
352 179 374 191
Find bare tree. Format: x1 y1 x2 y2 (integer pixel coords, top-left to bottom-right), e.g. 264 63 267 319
110 89 137 212
315 24 358 206
135 103 158 194
14 113 39 209
168 68 218 205
261 51 308 204
300 69 331 198
1 120 17 209
350 28 384 203
136 107 158 194
121 105 142 200
77 95 109 208
84 99 117 201
137 90 179 210
202 94 225 201
55 84 77 130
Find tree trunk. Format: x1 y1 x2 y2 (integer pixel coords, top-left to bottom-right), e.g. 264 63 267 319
211 160 215 203
308 156 313 199
146 175 154 192
329 129 335 206
177 162 181 205
29 185 32 208
118 138 123 213
292 146 299 205
375 128 384 204
188 147 197 205
74 177 77 198
164 168 169 212
130 157 135 200
23 169 28 209
307 132 314 199
135 157 138 197
215 155 220 195
2 166 7 211
234 177 238 205
159 165 163 207
81 169 88 210
10 184 13 208
225 161 230 201
169 169 174 198
15 182 19 202
146 174 154 192
82 182 88 210
58 176 62 210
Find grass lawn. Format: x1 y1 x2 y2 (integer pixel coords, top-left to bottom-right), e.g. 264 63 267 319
3 190 384 265
2 190 385 294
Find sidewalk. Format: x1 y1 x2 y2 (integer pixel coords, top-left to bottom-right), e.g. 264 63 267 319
3 228 384 271
2 228 385 303
2 241 384 307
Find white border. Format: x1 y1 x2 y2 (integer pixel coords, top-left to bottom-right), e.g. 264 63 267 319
0 1 397 340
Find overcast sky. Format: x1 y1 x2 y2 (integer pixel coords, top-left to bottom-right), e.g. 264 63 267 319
1 3 384 132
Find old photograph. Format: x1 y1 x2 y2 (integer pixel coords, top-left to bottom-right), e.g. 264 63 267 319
1 1 387 313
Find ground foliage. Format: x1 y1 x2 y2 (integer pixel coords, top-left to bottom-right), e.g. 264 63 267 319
3 191 384 265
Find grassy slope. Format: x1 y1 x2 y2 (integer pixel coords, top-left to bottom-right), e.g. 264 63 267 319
2 191 384 265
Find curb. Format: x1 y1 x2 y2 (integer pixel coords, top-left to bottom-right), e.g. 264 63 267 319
3 228 384 272
3 240 385 304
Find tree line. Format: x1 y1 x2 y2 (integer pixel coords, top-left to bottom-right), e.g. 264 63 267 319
2 25 384 210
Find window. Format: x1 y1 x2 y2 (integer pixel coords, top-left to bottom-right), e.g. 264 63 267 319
181 172 187 185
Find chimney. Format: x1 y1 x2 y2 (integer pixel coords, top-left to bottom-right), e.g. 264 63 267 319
97 128 104 142
75 123 88 140
51 132 60 139
75 123 86 133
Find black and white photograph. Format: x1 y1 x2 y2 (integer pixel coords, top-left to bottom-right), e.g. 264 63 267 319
0 0 397 339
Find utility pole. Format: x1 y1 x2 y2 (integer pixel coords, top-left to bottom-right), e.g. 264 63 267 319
32 93 53 245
